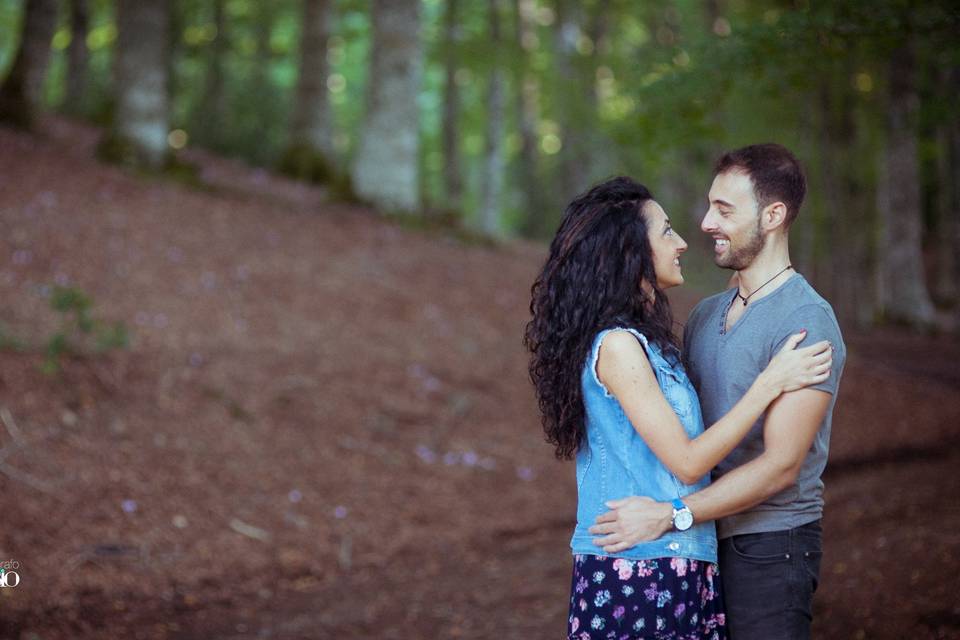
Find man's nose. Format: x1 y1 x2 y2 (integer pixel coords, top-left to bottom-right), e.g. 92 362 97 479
701 210 717 233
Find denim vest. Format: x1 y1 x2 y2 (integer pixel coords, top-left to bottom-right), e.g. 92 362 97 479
570 328 718 563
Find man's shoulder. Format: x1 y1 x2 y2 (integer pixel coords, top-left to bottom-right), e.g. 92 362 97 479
781 277 843 333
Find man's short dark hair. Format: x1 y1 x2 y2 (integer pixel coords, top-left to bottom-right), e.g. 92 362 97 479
714 144 806 227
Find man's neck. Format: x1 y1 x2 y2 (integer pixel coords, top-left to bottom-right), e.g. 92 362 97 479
736 240 793 303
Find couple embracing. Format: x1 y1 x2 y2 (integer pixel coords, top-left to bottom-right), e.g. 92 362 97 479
525 144 846 639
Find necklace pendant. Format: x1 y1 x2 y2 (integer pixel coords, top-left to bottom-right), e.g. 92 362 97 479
742 298 748 306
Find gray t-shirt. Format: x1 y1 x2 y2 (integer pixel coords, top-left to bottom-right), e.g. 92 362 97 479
683 273 846 539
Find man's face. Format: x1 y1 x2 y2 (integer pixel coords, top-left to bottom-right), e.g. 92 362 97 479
701 170 764 270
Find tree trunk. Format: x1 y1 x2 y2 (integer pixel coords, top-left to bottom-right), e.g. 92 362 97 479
282 0 335 182
479 0 506 235
934 65 959 308
198 0 228 150
0 0 59 129
103 0 171 170
64 0 90 116
816 59 872 328
552 0 589 201
876 38 936 328
352 0 423 214
513 0 548 238
441 0 463 213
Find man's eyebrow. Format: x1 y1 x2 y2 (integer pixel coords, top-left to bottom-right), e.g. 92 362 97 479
711 198 734 208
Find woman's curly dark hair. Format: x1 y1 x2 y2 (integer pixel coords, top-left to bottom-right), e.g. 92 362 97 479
524 176 679 460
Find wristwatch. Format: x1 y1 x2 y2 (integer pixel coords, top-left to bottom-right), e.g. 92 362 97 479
671 498 694 531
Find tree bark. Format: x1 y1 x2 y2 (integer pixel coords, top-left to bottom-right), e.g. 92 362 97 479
479 0 506 235
198 0 228 150
64 0 90 116
876 38 936 328
104 0 171 170
816 58 872 328
352 0 423 214
513 0 548 238
282 0 336 182
441 0 463 212
934 65 960 308
552 0 589 201
0 0 59 129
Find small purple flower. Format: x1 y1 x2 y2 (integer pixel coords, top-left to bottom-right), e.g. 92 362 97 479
644 582 659 602
462 451 478 466
333 505 348 519
288 489 302 503
516 466 535 481
443 451 460 466
612 605 625 620
674 603 686 620
415 444 436 464
121 499 137 513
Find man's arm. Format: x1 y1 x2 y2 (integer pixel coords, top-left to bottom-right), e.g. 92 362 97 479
590 388 832 552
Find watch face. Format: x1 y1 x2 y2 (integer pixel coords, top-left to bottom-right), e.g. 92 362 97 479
675 509 694 531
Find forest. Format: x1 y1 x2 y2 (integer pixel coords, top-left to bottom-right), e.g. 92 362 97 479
2 0 959 330
2 2 960 638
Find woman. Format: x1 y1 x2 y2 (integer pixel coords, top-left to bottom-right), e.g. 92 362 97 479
524 177 831 639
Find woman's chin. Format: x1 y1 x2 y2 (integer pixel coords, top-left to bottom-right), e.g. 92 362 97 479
657 277 683 290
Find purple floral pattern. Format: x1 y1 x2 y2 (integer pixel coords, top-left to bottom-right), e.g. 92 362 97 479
567 554 728 639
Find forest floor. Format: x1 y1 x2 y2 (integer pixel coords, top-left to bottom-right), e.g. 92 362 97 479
0 118 958 640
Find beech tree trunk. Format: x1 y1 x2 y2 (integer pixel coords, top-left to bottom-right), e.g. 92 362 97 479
64 0 90 115
105 0 171 170
513 0 548 237
552 0 589 201
0 0 59 129
876 38 936 328
479 0 506 235
283 0 335 182
934 65 960 308
441 0 463 212
352 0 423 213
198 0 228 149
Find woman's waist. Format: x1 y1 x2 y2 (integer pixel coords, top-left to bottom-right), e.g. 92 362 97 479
570 523 717 563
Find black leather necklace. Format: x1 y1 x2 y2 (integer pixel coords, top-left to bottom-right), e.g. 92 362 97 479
736 265 793 306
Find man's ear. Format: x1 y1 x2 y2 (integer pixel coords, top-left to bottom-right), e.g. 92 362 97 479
761 201 788 231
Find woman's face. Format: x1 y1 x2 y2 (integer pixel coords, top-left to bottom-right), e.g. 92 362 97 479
643 200 688 290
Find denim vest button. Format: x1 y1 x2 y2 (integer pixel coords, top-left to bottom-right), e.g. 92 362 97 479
668 542 680 551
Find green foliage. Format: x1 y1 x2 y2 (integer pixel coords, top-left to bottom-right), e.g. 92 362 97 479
42 285 129 375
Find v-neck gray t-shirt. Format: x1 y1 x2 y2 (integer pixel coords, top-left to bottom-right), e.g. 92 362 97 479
682 273 846 539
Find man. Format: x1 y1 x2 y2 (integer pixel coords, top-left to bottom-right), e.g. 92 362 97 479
589 144 846 639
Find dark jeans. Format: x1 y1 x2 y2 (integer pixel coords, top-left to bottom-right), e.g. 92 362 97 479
718 520 822 640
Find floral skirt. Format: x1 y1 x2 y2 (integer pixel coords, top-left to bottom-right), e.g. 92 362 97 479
567 554 728 640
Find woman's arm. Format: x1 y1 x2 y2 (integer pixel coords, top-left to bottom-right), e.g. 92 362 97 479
597 330 830 484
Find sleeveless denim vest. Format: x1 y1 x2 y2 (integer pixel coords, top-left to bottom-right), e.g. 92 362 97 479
570 328 718 563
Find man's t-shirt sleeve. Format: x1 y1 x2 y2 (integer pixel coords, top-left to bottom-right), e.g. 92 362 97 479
771 303 845 396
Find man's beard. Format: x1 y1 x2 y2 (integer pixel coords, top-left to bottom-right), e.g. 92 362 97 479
717 216 764 271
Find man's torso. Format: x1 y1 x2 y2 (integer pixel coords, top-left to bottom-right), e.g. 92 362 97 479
683 274 846 539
